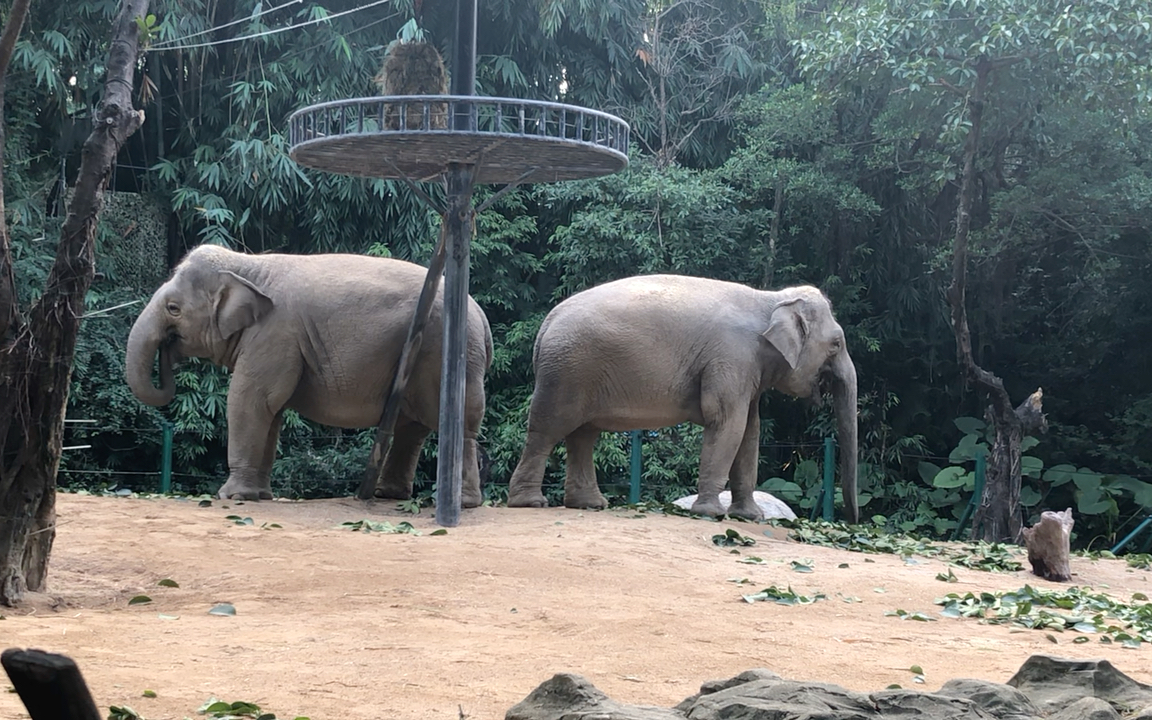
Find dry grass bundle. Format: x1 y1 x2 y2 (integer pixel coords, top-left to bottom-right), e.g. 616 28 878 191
374 41 449 130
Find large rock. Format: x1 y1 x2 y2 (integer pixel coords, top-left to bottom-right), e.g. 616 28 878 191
936 678 1040 719
506 656 1151 720
505 673 683 720
672 491 797 520
1006 655 1152 715
682 678 877 720
1047 696 1120 720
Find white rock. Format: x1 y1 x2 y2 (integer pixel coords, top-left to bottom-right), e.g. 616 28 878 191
671 490 797 520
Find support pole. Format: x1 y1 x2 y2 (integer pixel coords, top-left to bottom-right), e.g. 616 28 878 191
629 430 642 504
358 226 448 500
436 164 475 527
822 436 834 521
160 420 173 494
434 0 479 528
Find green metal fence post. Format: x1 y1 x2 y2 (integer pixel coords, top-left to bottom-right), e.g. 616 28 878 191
160 420 173 494
822 436 835 521
951 450 987 541
629 430 642 504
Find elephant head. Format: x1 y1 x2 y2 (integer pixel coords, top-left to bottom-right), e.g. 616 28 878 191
126 246 273 406
762 287 859 523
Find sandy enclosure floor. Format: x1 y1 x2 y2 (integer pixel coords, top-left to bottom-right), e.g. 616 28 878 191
2 494 1151 720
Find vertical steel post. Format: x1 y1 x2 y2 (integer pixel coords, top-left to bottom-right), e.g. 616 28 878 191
629 430 642 504
822 436 834 521
160 420 173 494
435 0 478 527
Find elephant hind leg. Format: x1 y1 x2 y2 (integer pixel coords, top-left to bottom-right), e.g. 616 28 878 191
691 378 753 518
563 424 607 510
374 420 431 501
507 427 561 508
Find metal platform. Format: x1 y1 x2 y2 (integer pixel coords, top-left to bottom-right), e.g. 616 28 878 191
288 95 630 184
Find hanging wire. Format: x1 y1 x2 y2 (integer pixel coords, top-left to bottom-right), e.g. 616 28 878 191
148 0 305 49
147 0 394 52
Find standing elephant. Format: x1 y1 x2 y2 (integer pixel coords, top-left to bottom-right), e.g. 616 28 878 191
507 275 859 523
126 244 493 503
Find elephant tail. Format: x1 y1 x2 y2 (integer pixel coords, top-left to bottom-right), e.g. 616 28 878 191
480 307 494 371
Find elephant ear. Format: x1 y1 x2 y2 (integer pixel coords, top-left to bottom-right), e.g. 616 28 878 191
214 270 273 339
762 298 808 370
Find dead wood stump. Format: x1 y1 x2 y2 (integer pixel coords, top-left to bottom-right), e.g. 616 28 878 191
1022 508 1074 582
2 648 101 720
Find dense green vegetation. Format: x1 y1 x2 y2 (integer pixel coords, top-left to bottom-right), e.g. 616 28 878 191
5 0 1150 547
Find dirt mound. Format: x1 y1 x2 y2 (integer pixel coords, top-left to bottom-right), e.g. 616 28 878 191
2 495 1150 720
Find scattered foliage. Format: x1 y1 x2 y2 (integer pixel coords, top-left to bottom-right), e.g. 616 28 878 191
782 520 1023 571
712 528 756 547
340 520 421 534
936 586 1152 647
742 585 826 605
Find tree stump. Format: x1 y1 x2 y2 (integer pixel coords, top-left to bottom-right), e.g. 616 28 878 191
1021 508 1074 582
1 648 101 720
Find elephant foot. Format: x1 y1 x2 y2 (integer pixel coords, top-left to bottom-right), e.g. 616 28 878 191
507 489 548 508
690 495 726 518
462 489 483 509
218 476 272 501
564 490 608 510
727 498 765 522
373 484 413 501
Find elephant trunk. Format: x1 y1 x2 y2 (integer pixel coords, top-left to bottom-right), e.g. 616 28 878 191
831 349 859 523
125 297 176 406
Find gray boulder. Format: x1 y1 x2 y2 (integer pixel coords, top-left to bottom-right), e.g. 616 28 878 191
505 673 684 720
1006 655 1152 715
936 679 1040 719
505 655 1152 720
1047 696 1120 720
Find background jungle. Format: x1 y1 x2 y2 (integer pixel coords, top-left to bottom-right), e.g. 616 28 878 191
6 0 1151 547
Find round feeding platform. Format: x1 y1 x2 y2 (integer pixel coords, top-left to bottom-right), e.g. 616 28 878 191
288 95 630 185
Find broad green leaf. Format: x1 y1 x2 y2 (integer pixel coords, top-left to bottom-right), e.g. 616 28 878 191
953 417 985 435
918 461 942 485
932 467 969 489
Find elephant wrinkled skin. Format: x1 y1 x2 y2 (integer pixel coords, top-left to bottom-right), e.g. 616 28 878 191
506 275 859 523
125 245 493 504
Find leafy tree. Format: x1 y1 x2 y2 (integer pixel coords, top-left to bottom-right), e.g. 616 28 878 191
800 0 1152 540
1 0 148 605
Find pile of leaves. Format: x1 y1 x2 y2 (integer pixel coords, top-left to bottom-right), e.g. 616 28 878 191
781 519 1023 572
339 519 447 536
935 585 1152 647
742 585 826 605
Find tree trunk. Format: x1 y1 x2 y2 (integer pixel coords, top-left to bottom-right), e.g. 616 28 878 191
944 57 1046 543
0 0 149 606
0 0 32 342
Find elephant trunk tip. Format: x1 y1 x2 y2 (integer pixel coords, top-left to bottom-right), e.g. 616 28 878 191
126 303 178 407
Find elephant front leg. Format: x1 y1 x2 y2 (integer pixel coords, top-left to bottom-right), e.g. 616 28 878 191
219 388 282 501
725 402 764 521
563 425 607 510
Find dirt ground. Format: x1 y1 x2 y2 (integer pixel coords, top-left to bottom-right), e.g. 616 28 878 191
3 494 1151 720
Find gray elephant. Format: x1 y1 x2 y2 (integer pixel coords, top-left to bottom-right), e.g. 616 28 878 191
506 275 859 522
126 244 492 503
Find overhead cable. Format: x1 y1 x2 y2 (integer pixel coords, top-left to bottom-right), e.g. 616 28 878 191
147 0 393 52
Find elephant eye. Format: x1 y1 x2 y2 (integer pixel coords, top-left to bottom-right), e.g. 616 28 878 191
166 302 181 317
